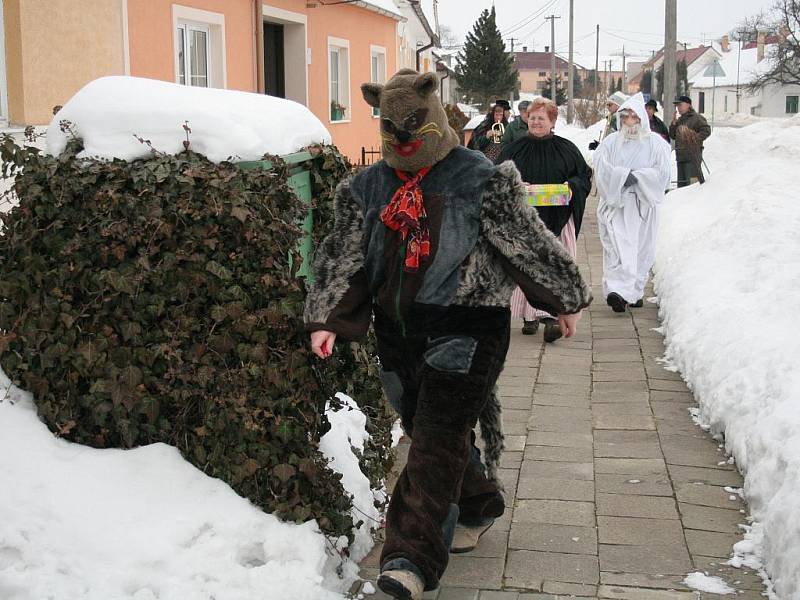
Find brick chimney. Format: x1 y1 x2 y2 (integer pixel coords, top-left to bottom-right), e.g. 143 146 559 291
757 30 766 62
545 45 550 53
522 46 528 52
720 34 730 52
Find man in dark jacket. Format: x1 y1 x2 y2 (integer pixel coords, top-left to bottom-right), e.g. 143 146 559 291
669 95 711 186
501 100 530 145
645 99 670 142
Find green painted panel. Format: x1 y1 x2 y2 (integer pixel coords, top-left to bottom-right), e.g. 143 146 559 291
237 152 314 280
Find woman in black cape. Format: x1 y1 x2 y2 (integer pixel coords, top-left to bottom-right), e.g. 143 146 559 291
496 97 591 342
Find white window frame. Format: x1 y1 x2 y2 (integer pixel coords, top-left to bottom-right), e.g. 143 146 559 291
176 22 211 87
370 45 387 118
328 37 351 123
172 5 226 89
786 95 799 115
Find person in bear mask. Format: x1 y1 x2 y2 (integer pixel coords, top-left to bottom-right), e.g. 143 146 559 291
304 69 591 600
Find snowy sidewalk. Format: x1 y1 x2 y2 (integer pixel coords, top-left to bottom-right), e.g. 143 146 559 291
359 194 768 599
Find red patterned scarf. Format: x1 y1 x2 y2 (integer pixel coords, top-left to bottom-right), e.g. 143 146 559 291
380 166 432 273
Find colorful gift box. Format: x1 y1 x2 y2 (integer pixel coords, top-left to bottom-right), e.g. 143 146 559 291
525 183 571 207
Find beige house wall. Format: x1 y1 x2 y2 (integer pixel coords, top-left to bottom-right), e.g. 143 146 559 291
519 68 570 95
4 0 125 125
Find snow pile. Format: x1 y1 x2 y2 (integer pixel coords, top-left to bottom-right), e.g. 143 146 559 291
46 76 332 163
319 393 386 588
654 113 800 599
556 118 604 164
711 112 767 129
684 572 736 595
0 366 379 599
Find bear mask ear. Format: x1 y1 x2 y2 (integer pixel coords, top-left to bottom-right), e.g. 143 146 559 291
361 83 383 108
413 72 438 98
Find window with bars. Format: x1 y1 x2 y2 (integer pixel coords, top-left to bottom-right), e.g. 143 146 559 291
787 95 799 114
176 23 210 87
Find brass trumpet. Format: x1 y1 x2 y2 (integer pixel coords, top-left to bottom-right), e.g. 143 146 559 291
491 122 505 144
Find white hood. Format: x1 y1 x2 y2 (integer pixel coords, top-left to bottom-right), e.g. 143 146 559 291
615 92 652 135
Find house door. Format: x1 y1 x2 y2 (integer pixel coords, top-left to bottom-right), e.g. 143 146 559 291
698 91 706 114
264 22 286 98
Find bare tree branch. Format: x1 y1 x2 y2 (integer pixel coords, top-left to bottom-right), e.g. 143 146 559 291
742 0 800 90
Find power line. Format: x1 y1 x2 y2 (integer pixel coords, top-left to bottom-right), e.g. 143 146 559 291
500 0 559 36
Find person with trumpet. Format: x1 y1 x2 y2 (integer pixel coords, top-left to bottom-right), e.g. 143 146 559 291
467 99 510 162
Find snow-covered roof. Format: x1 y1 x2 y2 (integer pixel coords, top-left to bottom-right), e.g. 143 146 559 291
46 76 332 163
359 0 404 20
690 44 774 88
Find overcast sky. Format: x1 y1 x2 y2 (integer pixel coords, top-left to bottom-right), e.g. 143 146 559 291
436 0 774 66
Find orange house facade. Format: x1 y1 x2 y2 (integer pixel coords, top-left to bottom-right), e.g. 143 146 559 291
1 0 401 162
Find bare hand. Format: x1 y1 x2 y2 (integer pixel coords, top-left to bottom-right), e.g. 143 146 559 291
558 311 582 338
310 330 337 359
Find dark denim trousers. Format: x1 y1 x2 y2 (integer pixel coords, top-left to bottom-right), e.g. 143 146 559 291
375 306 510 590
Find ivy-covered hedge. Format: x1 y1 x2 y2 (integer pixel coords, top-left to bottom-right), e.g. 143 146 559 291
0 135 391 541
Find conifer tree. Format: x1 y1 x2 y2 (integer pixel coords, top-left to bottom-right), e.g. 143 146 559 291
542 76 567 105
455 7 519 109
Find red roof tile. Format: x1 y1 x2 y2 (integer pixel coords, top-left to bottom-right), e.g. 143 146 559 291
514 52 570 71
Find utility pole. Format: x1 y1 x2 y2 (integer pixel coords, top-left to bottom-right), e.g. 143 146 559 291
664 0 677 106
595 25 600 101
567 0 575 123
735 38 742 112
545 14 561 104
604 59 611 95
508 37 517 53
622 45 627 91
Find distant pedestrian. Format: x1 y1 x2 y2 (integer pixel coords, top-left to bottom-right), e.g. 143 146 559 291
645 99 670 142
467 100 510 162
589 91 628 150
501 100 531 145
595 93 671 312
669 95 711 187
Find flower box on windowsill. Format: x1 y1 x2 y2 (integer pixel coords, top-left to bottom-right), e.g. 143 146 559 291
330 103 347 122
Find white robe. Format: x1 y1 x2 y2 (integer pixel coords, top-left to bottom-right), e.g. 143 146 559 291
595 106 671 304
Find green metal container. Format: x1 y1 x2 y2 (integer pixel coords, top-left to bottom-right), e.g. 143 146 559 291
238 150 314 280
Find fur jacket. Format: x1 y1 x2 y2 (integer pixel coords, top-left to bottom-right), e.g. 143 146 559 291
304 146 592 339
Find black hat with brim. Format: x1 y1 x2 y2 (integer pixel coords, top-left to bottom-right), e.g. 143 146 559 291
645 99 658 110
673 95 692 104
494 100 511 110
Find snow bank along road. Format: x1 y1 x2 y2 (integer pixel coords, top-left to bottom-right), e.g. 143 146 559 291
655 114 800 598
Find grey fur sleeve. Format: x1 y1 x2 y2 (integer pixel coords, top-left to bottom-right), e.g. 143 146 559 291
481 162 592 315
303 178 372 339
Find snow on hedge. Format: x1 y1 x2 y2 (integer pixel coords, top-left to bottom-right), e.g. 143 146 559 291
655 114 800 599
0 367 379 599
46 76 332 163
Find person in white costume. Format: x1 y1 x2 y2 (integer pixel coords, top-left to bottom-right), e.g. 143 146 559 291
594 93 671 313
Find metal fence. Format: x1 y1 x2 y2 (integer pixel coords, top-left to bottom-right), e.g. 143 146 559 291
359 146 381 167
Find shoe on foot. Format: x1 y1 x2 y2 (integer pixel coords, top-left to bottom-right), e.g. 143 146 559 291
630 298 644 308
451 519 495 553
543 319 563 343
377 569 424 600
606 292 628 313
521 319 539 335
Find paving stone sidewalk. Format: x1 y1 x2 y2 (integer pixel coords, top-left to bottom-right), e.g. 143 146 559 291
358 196 767 599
